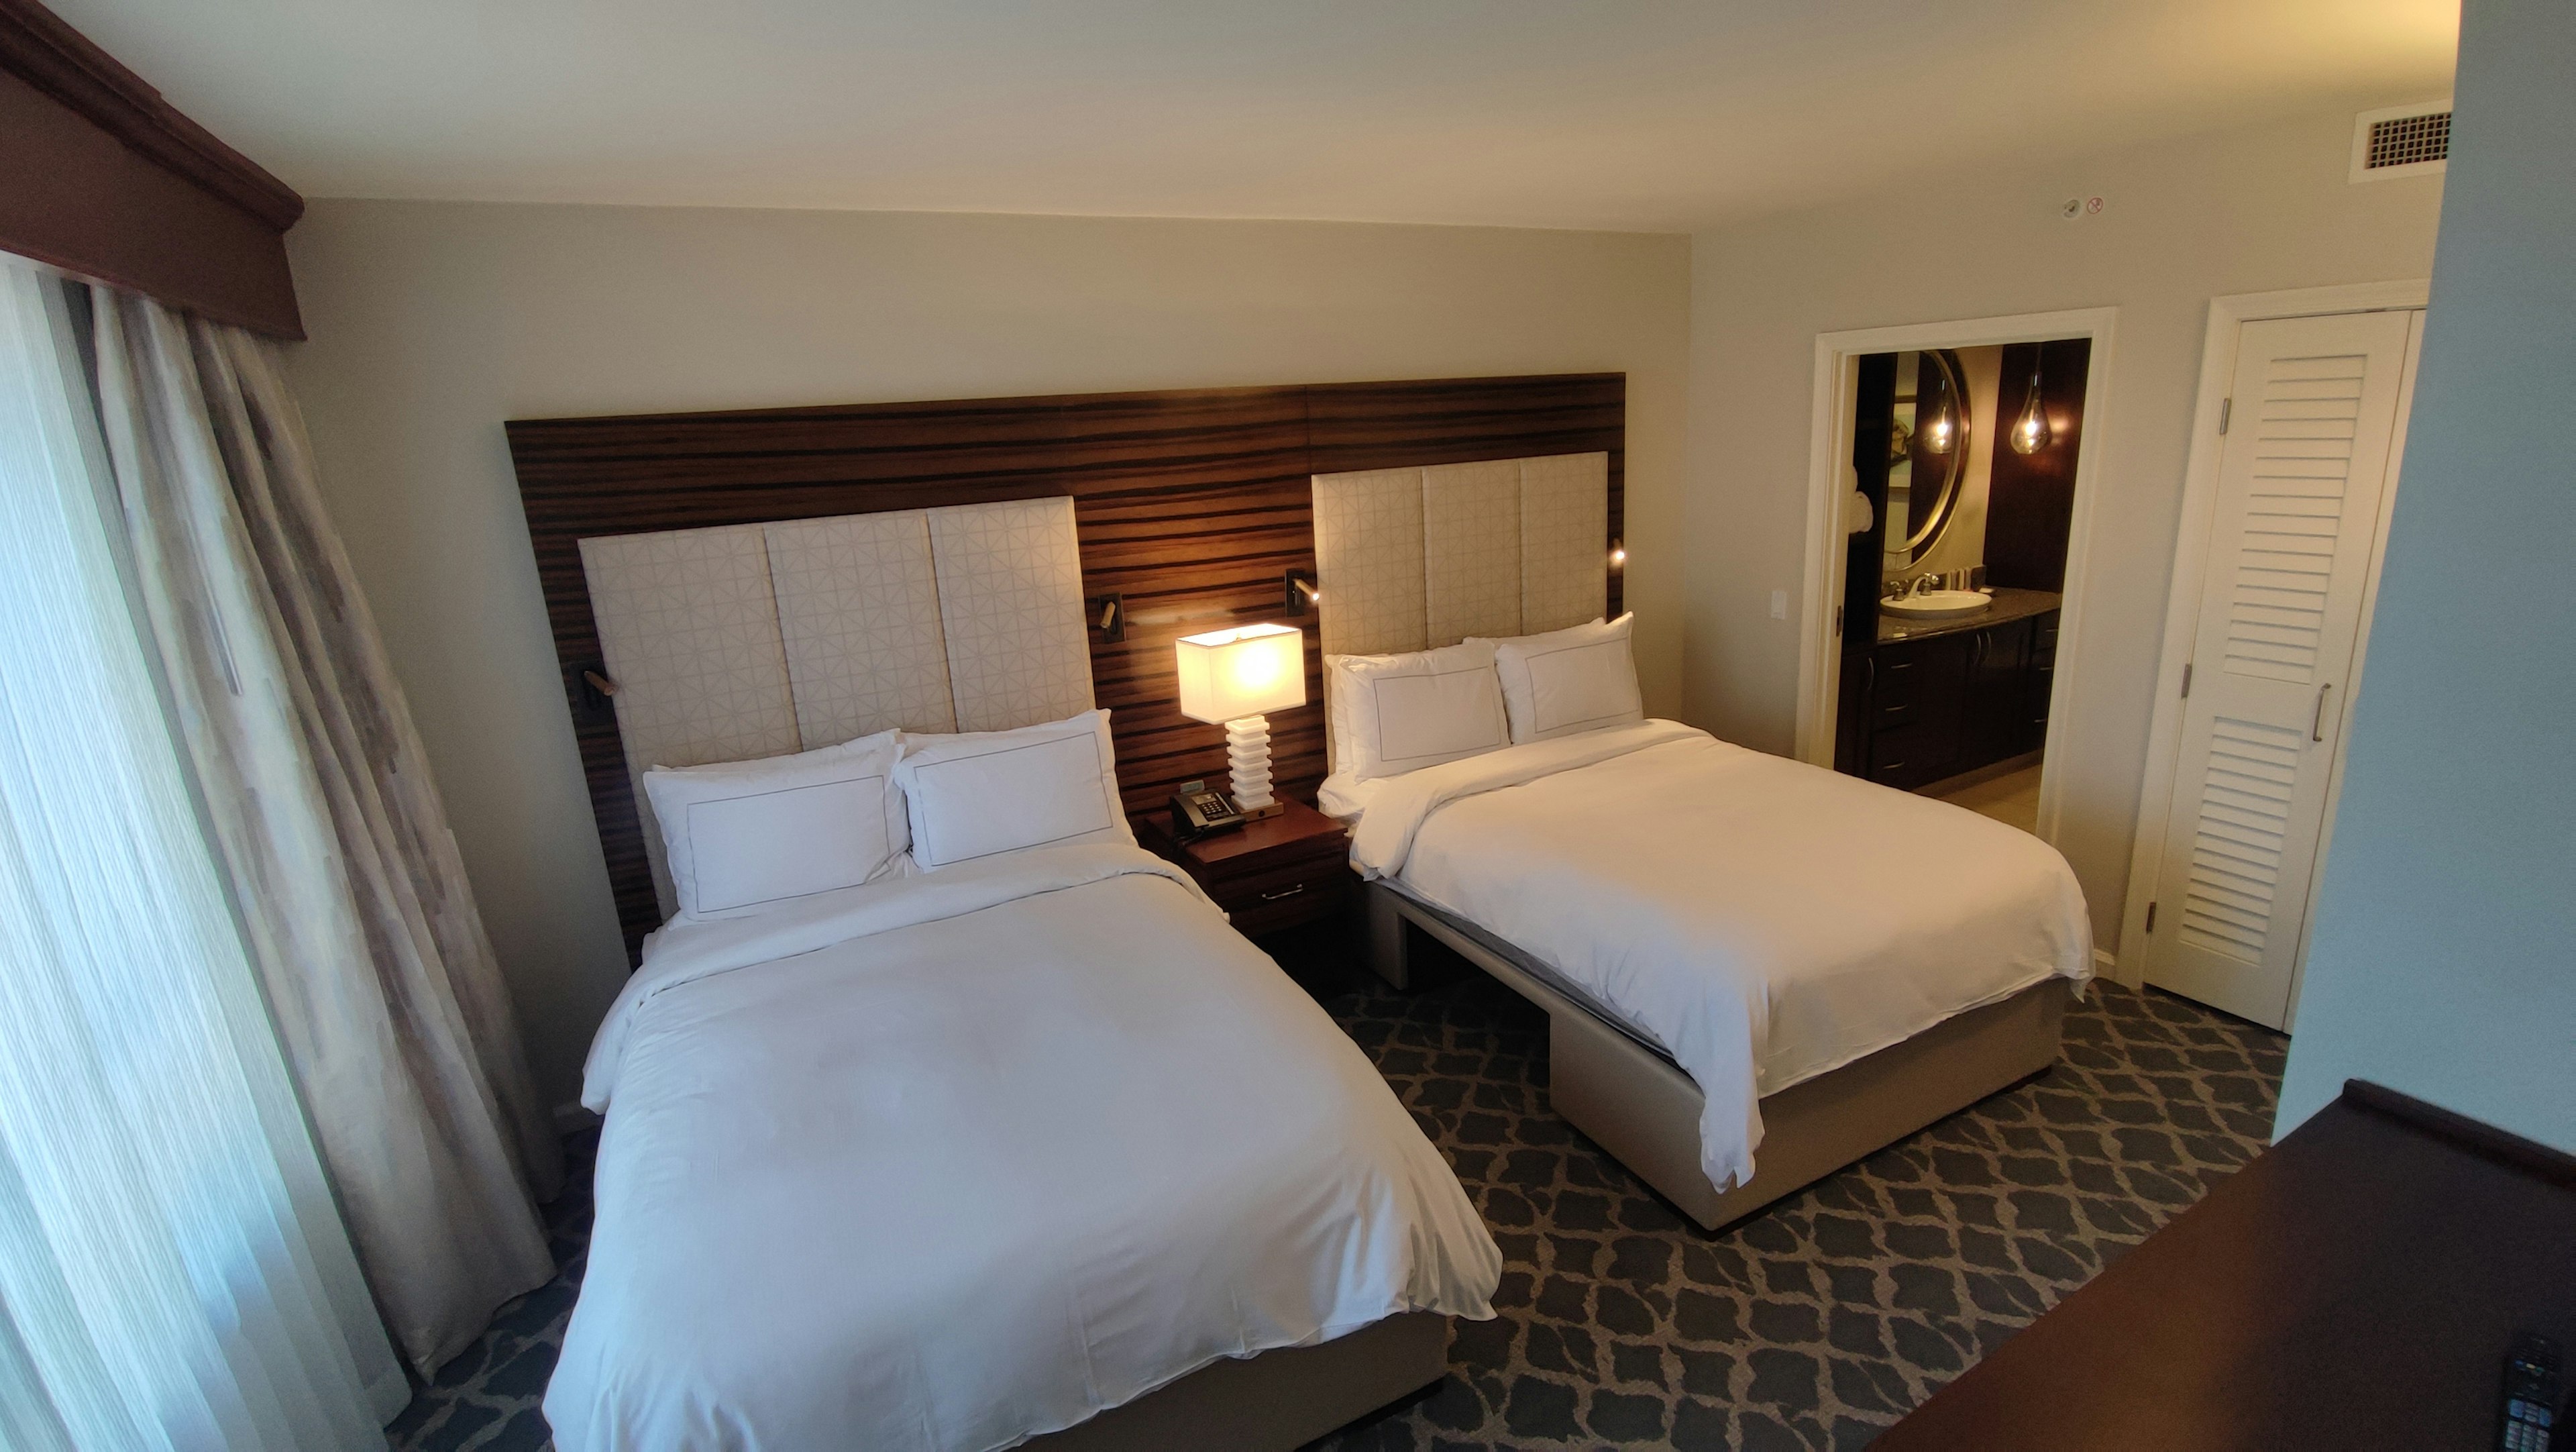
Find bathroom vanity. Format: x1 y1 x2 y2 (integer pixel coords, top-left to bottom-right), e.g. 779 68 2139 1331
1835 588 2060 792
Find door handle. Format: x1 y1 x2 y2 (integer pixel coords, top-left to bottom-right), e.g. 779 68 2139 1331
2311 682 2333 743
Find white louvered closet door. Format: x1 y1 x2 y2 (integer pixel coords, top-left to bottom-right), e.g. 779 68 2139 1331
2142 309 2420 1027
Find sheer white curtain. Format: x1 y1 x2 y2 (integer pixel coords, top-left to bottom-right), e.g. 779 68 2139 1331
0 258 405 1444
82 284 564 1375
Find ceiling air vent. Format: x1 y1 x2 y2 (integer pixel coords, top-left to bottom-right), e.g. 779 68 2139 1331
2351 100 2451 183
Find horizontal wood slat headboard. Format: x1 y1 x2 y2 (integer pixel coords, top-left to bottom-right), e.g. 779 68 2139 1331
506 372 1624 960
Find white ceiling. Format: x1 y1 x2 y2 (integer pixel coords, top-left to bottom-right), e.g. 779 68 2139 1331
57 0 2457 232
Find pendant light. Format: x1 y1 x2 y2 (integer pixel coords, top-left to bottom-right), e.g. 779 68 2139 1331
1917 365 1955 455
2010 350 2052 456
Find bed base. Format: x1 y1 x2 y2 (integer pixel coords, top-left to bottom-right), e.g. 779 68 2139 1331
1021 1310 1447 1451
1367 883 2067 1231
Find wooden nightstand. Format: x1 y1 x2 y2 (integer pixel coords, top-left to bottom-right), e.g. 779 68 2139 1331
1133 798 1354 939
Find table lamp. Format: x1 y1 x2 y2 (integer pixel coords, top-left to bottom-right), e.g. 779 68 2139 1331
1174 622 1306 816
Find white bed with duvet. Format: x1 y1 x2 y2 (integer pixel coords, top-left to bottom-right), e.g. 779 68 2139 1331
1316 611 2092 1229
1333 717 2093 1194
546 494 1505 1452
547 833 1499 1452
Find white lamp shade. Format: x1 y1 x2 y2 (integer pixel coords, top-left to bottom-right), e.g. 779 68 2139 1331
1175 623 1306 723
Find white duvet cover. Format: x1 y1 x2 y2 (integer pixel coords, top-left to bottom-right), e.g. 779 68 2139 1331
1344 721 2092 1194
548 843 1499 1452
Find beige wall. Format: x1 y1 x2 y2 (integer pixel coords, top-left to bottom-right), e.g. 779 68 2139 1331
1682 103 2445 952
282 200 1690 1108
2277 0 2576 1151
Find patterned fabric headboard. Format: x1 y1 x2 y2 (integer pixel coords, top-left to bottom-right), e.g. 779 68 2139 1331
578 496 1092 916
508 372 1623 959
1312 452 1611 658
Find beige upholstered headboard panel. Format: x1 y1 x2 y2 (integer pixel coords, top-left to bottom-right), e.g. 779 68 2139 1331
1312 452 1611 658
578 495 1092 915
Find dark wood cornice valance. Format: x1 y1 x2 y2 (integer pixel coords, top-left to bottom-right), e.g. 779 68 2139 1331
0 0 305 337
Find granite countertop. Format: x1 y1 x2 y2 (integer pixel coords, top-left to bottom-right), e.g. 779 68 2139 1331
1876 586 2063 645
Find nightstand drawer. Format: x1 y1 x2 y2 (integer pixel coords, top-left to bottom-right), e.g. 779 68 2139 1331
1211 857 1352 937
1132 798 1355 941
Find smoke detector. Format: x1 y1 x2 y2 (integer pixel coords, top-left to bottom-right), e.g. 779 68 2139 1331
2351 100 2451 183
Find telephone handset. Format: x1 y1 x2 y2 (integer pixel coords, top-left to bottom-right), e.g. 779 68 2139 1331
1169 780 1246 841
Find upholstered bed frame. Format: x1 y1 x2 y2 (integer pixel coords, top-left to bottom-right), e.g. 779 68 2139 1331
555 489 1446 1452
1366 887 2066 1231
1309 458 2067 1233
507 374 1625 1452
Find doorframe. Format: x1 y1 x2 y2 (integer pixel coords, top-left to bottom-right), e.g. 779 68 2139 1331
1794 307 2118 855
2114 280 2430 1013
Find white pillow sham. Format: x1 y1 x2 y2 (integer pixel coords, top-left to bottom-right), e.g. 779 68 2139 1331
642 729 908 920
1324 639 1511 783
1475 613 1644 743
895 708 1134 870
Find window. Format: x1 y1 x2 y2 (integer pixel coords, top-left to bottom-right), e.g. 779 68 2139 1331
0 256 389 1451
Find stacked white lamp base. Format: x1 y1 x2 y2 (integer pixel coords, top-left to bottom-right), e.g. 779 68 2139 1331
1224 713 1280 815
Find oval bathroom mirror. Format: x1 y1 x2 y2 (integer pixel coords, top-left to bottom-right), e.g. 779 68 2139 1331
1882 348 1970 570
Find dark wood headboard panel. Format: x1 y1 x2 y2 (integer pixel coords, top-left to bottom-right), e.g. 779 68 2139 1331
506 372 1624 958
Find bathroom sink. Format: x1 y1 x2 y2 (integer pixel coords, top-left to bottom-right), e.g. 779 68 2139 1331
1883 589 1994 619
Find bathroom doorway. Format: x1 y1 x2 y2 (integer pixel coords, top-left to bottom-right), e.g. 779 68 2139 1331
1836 339 2089 829
1792 309 2116 856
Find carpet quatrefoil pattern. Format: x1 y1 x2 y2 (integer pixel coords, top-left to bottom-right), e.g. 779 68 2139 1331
392 975 2286 1452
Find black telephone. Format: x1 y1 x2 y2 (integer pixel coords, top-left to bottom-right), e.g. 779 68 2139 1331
1169 780 1246 841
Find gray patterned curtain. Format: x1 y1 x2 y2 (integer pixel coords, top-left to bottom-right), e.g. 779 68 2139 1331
80 282 564 1378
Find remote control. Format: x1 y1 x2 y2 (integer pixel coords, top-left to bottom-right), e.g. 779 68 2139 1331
2500 1333 2561 1452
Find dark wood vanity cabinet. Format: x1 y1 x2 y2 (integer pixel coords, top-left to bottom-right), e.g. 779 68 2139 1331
1863 630 1968 789
1839 606 2059 792
2021 612 2059 756
1960 619 2029 770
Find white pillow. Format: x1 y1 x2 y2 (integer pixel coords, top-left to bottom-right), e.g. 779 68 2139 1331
1477 614 1644 743
643 729 908 919
895 709 1134 870
1324 639 1510 783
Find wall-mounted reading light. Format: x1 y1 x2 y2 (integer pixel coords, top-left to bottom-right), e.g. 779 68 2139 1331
1085 594 1126 643
1284 568 1321 613
1609 541 1627 570
568 664 619 729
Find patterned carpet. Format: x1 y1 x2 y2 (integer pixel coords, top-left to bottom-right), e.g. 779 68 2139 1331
390 966 2286 1452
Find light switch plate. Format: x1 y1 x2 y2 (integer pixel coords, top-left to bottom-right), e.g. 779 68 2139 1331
1768 588 1789 621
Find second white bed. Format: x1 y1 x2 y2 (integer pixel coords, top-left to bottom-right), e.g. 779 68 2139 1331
547 843 1499 1452
1331 720 2094 1195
